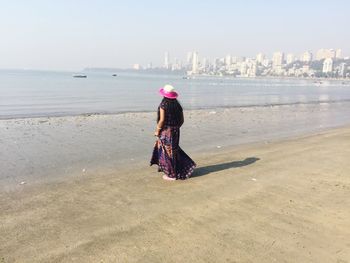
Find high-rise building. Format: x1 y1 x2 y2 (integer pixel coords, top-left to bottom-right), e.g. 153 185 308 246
172 58 181 71
231 56 238 64
262 59 270 67
316 49 336 60
256 53 265 64
328 49 336 59
202 57 209 71
133 64 141 70
286 53 295 64
164 51 170 69
240 62 248 76
225 55 232 67
301 51 313 63
272 52 284 70
247 59 257 77
187 52 193 65
336 49 342 59
339 63 347 77
322 58 333 73
316 49 325 60
192 51 199 74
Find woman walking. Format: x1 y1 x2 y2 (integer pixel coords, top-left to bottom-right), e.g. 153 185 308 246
150 84 196 180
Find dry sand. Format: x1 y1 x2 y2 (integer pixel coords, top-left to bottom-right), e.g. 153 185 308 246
1 126 350 263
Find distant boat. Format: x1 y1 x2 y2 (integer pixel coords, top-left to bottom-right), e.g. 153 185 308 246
73 74 87 78
112 74 117 77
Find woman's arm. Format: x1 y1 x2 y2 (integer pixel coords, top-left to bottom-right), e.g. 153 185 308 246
155 108 165 136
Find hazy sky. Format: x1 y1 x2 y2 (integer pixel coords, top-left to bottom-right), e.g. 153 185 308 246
0 0 349 70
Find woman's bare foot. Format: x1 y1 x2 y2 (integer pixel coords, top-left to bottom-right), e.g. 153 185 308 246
162 175 176 181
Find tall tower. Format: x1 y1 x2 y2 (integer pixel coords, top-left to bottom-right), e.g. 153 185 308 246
256 53 265 64
192 51 199 74
202 57 208 72
187 52 193 65
272 52 284 70
164 51 170 69
317 49 336 60
336 49 342 59
225 55 232 67
339 63 347 77
286 53 295 64
322 58 333 73
301 51 313 63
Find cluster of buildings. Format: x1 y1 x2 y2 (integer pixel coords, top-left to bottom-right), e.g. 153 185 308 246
134 48 349 79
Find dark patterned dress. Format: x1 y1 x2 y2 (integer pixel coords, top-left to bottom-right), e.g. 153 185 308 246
150 101 196 180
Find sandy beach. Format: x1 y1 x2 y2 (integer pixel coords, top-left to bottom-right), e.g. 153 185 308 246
1 1 350 262
1 125 350 262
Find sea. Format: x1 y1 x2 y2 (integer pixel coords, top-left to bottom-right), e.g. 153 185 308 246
1 69 350 119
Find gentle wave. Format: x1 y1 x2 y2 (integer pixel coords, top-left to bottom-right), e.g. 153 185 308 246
1 99 350 120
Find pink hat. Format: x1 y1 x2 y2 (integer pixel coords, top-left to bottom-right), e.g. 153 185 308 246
159 84 178 99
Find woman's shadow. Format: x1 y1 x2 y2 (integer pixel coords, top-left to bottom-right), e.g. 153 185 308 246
192 157 260 178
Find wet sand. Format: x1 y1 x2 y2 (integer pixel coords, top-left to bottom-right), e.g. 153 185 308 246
2 101 350 191
1 126 350 262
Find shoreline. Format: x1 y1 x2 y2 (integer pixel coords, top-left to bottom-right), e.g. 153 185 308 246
2 101 350 191
13 123 350 190
1 98 350 121
1 125 350 262
1 121 349 195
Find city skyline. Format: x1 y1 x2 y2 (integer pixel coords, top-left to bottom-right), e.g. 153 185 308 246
129 47 349 79
0 0 349 70
134 47 346 69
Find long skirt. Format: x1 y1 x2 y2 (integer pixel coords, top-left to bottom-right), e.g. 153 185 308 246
150 126 196 180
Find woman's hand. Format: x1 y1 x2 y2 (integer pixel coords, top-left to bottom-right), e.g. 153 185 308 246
154 129 160 137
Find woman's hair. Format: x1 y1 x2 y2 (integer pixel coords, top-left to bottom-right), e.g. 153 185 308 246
157 97 183 124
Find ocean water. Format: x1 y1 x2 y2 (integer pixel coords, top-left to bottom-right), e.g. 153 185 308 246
1 69 350 119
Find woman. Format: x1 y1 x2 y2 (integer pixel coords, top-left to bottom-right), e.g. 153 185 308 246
150 84 196 180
